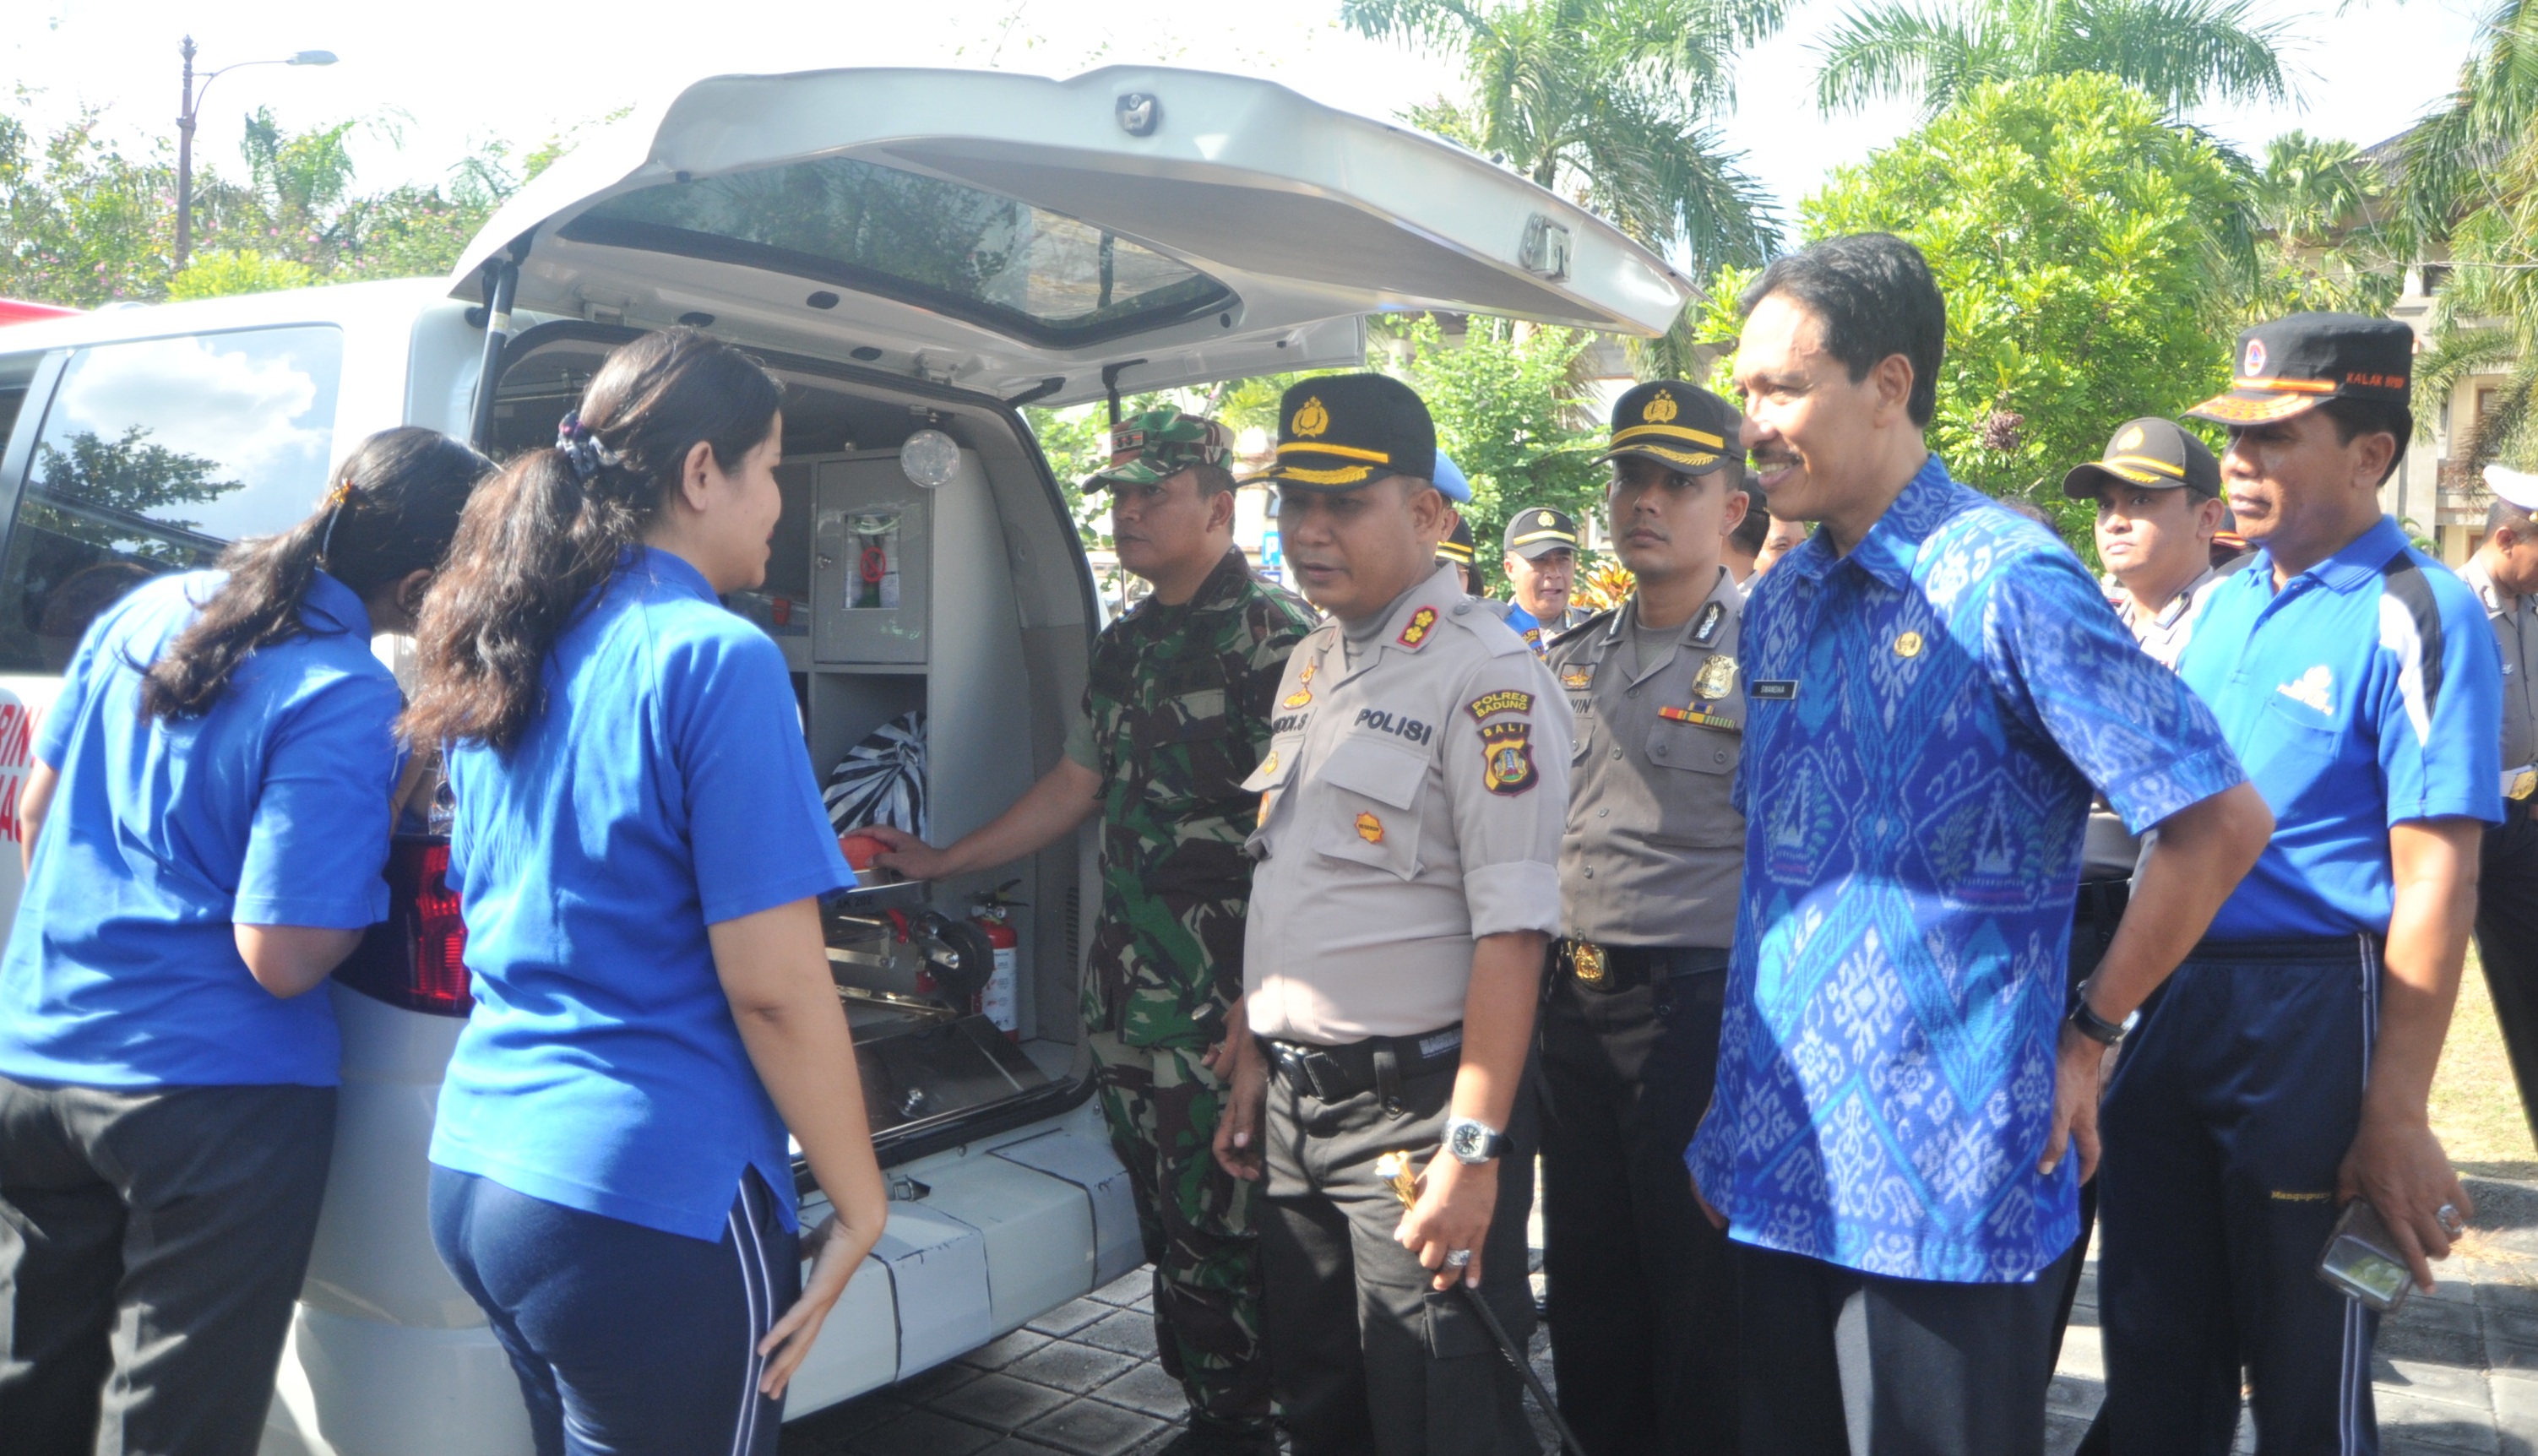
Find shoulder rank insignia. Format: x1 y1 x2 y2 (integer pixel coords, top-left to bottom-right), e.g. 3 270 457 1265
1467 689 1534 722
1693 653 1736 700
1397 606 1438 648
1560 666 1593 690
1356 811 1384 844
1480 720 1538 795
1690 600 1726 648
1658 704 1741 731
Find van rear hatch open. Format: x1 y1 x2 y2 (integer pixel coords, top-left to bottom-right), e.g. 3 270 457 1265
448 65 1695 405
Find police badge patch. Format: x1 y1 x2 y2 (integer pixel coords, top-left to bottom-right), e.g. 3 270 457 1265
1480 720 1537 795
1693 653 1736 700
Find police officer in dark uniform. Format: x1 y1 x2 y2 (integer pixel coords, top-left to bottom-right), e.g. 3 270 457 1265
2464 463 2538 1142
1538 381 1749 1455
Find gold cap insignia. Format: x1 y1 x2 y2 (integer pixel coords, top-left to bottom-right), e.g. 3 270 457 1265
1356 811 1384 844
1643 391 1679 424
1894 630 1923 659
2115 425 2144 452
1292 396 1330 438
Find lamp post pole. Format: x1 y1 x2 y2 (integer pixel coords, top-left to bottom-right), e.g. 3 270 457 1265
169 41 337 272
175 35 198 269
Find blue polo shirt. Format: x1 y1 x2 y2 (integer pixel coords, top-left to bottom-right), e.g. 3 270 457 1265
1686 457 2246 1282
2177 516 2503 941
428 548 852 1242
0 570 401 1089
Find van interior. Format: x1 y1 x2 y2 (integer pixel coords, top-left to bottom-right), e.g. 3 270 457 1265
484 323 1101 1164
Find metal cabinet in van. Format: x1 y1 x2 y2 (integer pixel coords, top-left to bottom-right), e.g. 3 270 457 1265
0 65 1687 1455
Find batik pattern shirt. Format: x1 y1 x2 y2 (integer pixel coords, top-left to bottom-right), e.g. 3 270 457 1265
1685 457 2245 1282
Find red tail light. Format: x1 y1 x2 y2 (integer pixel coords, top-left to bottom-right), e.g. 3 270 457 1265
336 837 474 1016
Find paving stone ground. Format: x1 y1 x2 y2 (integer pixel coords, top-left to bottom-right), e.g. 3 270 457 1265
780 1169 2538 1456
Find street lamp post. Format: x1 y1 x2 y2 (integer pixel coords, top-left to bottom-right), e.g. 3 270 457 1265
172 36 337 270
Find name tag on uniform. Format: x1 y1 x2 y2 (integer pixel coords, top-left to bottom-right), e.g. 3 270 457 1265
1750 679 1800 700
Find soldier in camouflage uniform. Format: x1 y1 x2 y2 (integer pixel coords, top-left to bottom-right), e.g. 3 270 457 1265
870 408 1315 1455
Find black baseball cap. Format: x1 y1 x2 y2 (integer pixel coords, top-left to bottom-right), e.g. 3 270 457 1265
1596 380 1740 474
1503 506 1579 559
2187 312 2414 426
1245 373 1437 492
2061 418 2221 500
1437 516 1476 566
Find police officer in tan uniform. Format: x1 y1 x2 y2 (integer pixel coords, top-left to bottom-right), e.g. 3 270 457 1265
1538 381 1748 1456
2465 463 2538 1143
1212 374 1569 1456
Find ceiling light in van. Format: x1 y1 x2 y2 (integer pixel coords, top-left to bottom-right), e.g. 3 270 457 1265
901 429 960 489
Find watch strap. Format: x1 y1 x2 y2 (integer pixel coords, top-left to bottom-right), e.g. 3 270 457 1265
2067 990 2131 1046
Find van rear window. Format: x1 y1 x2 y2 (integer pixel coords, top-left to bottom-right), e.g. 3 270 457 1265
0 326 342 673
562 156 1232 347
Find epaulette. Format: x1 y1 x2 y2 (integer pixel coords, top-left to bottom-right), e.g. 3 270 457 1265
1546 609 1614 651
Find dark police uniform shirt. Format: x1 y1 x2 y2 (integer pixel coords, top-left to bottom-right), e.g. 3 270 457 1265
1546 568 1745 948
2177 516 2503 940
0 570 402 1089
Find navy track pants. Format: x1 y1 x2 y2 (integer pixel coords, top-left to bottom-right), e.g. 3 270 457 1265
429 1166 799 1456
2097 936 2383 1455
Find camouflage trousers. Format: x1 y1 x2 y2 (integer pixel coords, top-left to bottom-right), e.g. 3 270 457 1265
1084 1030 1271 1428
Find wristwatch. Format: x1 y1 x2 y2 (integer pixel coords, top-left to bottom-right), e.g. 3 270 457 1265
2066 987 2139 1047
1445 1116 1508 1165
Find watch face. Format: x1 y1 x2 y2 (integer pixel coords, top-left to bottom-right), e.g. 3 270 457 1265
1451 1122 1489 1159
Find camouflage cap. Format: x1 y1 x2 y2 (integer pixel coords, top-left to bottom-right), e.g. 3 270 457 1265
1085 407 1234 490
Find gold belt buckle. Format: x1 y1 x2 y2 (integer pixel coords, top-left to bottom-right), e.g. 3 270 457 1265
1570 940 1608 988
2511 766 2536 802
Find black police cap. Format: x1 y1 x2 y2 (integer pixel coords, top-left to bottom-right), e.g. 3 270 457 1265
2061 418 2221 500
2187 312 2413 426
1246 373 1437 492
1504 506 1579 559
1596 380 1740 475
1437 515 1476 566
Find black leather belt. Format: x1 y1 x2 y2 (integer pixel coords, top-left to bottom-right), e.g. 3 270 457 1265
1552 939 1727 992
1261 1026 1463 1105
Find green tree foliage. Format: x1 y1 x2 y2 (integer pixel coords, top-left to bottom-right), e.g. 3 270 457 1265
1393 316 1604 590
0 91 604 307
30 426 238 559
1342 0 1785 274
2401 0 2538 472
1812 0 2295 118
2237 131 2404 319
1800 73 2242 540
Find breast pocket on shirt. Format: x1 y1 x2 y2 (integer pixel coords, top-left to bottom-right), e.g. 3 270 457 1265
1645 722 1742 847
1313 733 1429 880
2250 691 2345 812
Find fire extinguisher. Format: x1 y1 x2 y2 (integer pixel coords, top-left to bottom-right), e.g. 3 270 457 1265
971 881 1022 1039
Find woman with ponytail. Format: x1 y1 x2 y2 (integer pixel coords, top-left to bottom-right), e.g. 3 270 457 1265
406 329 887 1455
0 426 488 1455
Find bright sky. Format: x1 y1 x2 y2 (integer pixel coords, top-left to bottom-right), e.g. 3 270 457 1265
0 0 2498 253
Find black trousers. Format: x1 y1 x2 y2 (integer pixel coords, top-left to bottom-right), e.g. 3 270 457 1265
1537 953 1736 1456
2479 805 2538 1148
1258 1041 1539 1456
0 1076 337 1456
1736 1239 2076 1456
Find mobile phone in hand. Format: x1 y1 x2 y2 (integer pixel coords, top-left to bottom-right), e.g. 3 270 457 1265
2317 1199 2411 1314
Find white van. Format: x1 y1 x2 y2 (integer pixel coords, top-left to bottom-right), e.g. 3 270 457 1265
0 65 1688 1455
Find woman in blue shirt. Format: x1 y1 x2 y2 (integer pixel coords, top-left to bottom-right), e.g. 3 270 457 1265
404 329 889 1456
0 426 488 1456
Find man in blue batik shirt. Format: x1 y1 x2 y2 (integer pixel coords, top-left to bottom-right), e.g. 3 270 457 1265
1686 233 2276 1454
2096 314 2503 1456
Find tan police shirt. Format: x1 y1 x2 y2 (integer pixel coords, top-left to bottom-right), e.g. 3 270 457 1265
1546 568 1747 948
1242 563 1572 1045
2461 556 2538 789
2111 557 2251 670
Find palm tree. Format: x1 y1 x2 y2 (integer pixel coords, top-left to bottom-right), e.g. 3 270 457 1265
1341 0 1785 276
2400 0 2538 471
1812 0 2296 119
